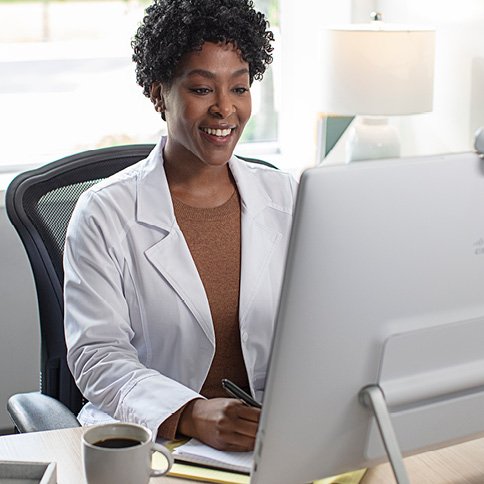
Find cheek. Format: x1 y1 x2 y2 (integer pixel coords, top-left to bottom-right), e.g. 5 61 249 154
244 95 252 116
177 100 207 127
181 104 201 122
164 89 190 118
241 98 252 125
166 104 198 134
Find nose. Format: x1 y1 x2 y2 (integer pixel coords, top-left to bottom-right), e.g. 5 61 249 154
209 91 235 119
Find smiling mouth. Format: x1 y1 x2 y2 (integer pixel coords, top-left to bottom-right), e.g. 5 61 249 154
200 127 233 137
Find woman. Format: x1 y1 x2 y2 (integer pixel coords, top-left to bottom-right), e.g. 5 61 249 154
64 0 297 452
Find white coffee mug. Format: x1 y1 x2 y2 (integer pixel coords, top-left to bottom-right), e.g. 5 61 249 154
82 423 173 484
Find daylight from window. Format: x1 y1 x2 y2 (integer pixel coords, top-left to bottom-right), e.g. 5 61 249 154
0 0 279 171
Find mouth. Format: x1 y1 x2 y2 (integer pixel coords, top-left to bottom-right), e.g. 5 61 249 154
200 127 234 138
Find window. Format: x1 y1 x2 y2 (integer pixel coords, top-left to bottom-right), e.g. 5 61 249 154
0 0 280 171
240 0 279 144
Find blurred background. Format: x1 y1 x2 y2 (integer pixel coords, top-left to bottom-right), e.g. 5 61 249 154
1 0 484 433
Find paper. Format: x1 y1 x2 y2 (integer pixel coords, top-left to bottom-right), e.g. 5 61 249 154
168 462 251 484
173 438 253 474
155 440 367 484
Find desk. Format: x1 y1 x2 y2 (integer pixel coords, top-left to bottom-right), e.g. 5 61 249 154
0 427 181 484
1 427 484 483
362 438 484 484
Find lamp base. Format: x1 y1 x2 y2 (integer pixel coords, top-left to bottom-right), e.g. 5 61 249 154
345 116 400 162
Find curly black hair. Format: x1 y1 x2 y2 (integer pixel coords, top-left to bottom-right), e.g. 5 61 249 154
131 0 274 97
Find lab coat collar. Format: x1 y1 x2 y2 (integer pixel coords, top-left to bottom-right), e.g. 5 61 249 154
136 136 280 231
228 155 288 326
136 137 175 232
228 155 272 219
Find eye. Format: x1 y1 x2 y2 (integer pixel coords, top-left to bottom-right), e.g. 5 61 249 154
190 88 211 95
234 87 249 95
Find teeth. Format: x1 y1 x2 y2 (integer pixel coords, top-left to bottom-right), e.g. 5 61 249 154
202 128 232 137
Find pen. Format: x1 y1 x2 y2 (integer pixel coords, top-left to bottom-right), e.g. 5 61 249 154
222 379 262 409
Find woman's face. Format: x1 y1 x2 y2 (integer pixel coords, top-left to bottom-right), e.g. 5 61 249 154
153 41 252 169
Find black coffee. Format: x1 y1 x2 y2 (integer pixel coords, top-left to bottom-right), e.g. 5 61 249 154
93 437 142 449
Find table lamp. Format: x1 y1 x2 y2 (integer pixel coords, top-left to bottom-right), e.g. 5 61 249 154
322 13 435 162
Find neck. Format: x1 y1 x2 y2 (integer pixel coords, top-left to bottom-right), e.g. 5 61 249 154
163 153 235 209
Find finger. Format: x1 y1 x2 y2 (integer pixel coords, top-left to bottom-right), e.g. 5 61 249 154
215 404 259 438
215 428 258 452
228 421 258 442
221 440 256 452
236 403 261 423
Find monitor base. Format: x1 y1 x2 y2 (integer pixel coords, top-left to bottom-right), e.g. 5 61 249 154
359 385 411 484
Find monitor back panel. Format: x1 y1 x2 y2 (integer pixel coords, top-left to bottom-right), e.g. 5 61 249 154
252 152 484 484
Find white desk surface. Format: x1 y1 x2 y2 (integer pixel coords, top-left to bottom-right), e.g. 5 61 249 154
0 427 182 484
1 426 484 483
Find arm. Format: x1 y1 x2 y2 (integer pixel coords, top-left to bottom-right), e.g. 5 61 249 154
64 189 201 436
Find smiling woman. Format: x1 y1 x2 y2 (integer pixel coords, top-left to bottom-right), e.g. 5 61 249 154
64 0 298 454
153 42 253 207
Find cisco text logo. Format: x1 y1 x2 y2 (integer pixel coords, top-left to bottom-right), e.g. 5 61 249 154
474 238 484 255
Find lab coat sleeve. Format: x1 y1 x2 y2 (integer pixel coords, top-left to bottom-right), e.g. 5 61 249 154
64 189 202 437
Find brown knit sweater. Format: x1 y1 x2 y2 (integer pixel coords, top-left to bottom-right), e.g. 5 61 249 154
158 189 250 439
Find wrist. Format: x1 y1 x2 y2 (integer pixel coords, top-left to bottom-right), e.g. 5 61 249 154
177 398 203 439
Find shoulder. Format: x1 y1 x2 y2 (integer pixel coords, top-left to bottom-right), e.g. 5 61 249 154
68 158 152 240
77 140 165 207
74 145 162 216
72 164 139 221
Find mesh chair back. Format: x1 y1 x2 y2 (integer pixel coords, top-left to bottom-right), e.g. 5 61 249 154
6 144 155 414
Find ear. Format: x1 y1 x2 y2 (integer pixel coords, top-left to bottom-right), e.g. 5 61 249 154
149 82 165 114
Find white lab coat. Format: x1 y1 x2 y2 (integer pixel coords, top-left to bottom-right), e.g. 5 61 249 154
64 137 298 438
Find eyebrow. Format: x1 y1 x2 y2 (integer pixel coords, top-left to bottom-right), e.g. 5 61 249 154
186 68 250 79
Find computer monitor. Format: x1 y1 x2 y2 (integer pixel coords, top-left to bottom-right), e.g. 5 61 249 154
251 151 484 484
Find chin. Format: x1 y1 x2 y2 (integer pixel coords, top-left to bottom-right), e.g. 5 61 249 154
198 147 237 167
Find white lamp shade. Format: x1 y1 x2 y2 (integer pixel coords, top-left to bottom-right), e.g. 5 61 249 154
323 24 435 116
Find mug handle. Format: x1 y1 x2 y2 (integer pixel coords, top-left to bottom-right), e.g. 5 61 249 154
150 442 174 477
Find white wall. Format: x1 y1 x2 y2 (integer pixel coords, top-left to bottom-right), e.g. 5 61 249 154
278 0 484 168
0 195 40 431
278 0 353 171
376 0 484 156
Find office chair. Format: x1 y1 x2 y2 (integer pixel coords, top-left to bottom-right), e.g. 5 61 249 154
5 143 276 433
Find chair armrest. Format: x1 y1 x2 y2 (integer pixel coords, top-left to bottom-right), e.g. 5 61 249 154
7 392 81 433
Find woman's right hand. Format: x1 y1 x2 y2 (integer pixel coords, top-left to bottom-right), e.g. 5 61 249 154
177 397 261 451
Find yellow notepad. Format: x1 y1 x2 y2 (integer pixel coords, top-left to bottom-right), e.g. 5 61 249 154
154 445 366 484
169 462 251 484
153 445 250 483
314 469 367 484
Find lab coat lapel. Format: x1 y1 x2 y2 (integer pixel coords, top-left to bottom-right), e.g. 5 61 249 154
239 211 282 324
136 141 214 345
230 158 283 324
145 232 214 345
